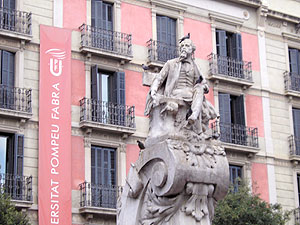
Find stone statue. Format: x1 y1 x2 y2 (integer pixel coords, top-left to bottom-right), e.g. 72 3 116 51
118 38 229 225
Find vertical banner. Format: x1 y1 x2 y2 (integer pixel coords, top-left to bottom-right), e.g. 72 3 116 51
39 25 72 225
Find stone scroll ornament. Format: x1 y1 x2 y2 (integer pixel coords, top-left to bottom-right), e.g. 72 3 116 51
118 36 229 225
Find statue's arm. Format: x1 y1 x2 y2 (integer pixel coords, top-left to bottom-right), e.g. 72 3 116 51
150 62 169 97
144 61 170 116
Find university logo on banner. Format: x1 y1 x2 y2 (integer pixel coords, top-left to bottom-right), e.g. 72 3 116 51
39 25 72 225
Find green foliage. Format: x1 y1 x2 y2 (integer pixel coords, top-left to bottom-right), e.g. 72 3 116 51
213 181 291 225
0 191 30 225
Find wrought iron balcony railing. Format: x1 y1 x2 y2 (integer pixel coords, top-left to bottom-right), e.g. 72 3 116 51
211 121 259 148
0 173 32 202
147 39 179 63
79 98 135 128
295 207 300 224
208 53 252 81
79 24 132 57
0 7 32 35
0 85 32 113
284 71 300 92
288 135 300 156
79 181 122 209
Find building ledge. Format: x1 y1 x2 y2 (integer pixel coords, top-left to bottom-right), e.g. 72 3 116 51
147 60 165 71
285 90 300 98
79 120 136 137
268 10 300 24
80 46 132 64
290 155 300 165
0 29 32 42
79 206 116 216
11 200 33 209
225 0 261 8
207 73 253 88
0 108 32 120
223 142 259 157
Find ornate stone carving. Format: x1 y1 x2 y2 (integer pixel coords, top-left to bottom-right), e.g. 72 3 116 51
118 38 229 225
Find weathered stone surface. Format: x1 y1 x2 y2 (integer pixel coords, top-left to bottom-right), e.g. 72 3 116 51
118 38 229 225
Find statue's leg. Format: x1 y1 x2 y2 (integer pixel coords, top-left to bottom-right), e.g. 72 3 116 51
188 84 204 125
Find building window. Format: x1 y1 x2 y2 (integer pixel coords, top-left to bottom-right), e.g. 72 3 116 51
0 50 15 110
0 0 15 31
218 93 246 145
90 65 126 125
229 165 242 192
0 0 15 9
0 133 24 176
297 174 300 206
293 108 300 154
0 133 25 200
92 0 113 30
91 146 116 208
216 29 244 78
156 15 177 62
91 0 114 51
289 48 300 76
216 30 242 60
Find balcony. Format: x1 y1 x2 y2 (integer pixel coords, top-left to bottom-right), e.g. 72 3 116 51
0 7 32 41
79 98 136 136
79 24 132 63
0 85 32 120
0 173 33 208
212 121 259 155
147 39 179 68
79 181 122 215
288 135 300 164
284 72 300 98
208 53 253 88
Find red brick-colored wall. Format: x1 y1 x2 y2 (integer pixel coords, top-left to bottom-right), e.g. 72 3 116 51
71 136 85 190
125 70 149 117
252 162 269 202
126 144 140 174
245 94 264 137
121 3 152 46
241 32 260 71
71 59 86 106
63 0 86 30
184 18 212 60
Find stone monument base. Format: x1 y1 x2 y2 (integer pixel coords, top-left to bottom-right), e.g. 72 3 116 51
118 138 229 225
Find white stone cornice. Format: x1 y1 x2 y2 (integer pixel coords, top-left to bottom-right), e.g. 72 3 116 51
268 9 300 24
282 32 300 43
209 12 245 27
150 0 187 12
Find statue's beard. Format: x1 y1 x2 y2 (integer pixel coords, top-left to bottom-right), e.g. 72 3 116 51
179 51 187 61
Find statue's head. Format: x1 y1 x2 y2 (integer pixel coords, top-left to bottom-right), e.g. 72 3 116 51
179 39 196 59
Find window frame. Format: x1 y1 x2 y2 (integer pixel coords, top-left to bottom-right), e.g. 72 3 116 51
90 65 125 105
0 131 24 177
288 47 300 75
216 29 243 61
91 145 117 186
88 0 120 32
218 92 246 126
84 138 125 188
209 12 244 56
150 0 185 42
229 164 243 192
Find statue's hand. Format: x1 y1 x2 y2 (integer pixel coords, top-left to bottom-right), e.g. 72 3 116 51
151 92 159 107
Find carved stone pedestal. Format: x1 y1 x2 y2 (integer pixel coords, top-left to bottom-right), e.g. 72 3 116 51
118 138 229 225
